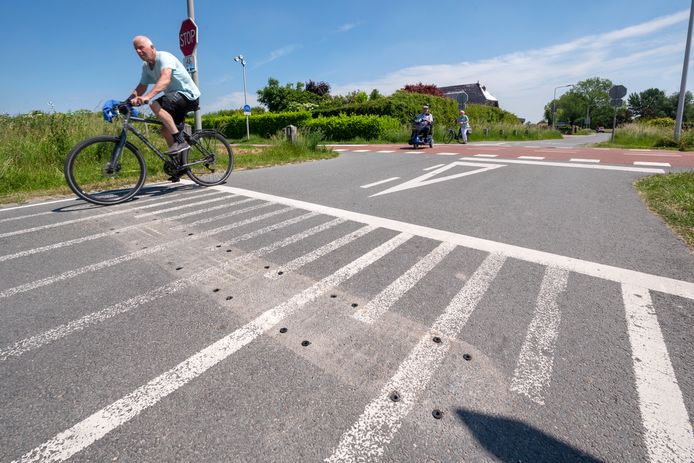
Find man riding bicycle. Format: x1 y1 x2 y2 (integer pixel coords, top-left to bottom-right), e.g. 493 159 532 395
129 36 200 156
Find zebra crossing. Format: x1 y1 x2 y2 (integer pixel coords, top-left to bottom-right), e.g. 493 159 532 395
1 186 692 462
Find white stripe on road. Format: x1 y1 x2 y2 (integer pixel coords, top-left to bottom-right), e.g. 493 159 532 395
334 149 348 152
510 267 569 404
210 185 694 300
423 164 445 171
624 153 681 157
633 161 671 167
622 285 694 463
213 212 321 249
133 195 230 218
517 156 545 160
436 152 458 156
327 254 506 462
14 234 412 463
0 208 293 300
360 178 401 189
457 157 665 174
405 151 420 154
473 154 498 158
352 242 457 324
353 149 371 153
570 158 600 163
0 217 344 361
264 225 375 280
0 191 222 238
376 150 395 153
171 202 271 229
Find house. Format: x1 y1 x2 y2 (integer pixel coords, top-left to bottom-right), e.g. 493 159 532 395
439 82 499 107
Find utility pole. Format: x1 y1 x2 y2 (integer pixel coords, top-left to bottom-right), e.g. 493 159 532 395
187 0 202 131
675 0 694 140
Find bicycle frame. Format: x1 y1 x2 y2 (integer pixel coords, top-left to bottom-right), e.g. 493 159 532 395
107 108 212 171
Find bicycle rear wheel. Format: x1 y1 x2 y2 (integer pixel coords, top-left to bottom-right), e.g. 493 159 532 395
64 136 146 205
443 129 455 144
184 130 234 186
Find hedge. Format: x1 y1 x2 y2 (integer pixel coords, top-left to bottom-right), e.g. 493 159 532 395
303 114 401 140
201 111 312 138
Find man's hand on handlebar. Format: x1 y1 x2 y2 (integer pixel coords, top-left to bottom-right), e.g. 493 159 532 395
129 96 149 107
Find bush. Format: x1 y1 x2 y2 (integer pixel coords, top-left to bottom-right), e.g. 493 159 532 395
645 117 676 128
202 111 312 139
303 114 401 141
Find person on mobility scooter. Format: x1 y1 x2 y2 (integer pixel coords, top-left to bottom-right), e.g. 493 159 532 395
409 105 434 149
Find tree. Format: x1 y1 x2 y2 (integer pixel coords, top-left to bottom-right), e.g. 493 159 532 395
572 77 612 128
627 88 669 120
402 83 444 97
346 90 368 104
369 89 383 100
305 80 331 97
256 77 322 112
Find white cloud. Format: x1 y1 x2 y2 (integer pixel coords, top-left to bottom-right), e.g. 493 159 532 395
205 91 259 113
337 22 361 33
330 10 691 122
254 44 300 68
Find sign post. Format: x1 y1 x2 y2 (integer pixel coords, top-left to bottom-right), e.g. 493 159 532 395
180 7 201 131
608 85 627 143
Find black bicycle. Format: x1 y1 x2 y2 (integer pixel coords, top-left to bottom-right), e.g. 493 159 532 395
64 101 234 206
443 125 471 144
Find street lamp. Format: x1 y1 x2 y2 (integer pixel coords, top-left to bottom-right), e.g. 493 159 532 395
552 84 574 129
233 54 249 140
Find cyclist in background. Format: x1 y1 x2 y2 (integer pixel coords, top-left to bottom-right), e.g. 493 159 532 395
458 110 470 144
129 35 200 155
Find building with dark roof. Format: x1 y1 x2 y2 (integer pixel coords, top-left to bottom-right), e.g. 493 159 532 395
439 82 499 107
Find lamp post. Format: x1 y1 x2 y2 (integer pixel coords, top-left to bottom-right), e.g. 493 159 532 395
552 84 574 129
675 0 694 140
233 54 249 140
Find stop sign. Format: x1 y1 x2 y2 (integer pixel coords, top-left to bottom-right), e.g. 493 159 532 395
179 19 198 57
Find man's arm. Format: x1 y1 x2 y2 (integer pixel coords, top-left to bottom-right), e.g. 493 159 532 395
132 68 172 105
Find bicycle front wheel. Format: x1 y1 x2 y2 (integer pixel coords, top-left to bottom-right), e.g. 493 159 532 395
184 131 234 186
443 129 455 144
64 136 146 205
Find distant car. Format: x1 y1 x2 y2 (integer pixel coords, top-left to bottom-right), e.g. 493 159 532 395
596 126 605 133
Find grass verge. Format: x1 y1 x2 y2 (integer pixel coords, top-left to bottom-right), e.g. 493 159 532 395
635 172 694 251
595 123 693 151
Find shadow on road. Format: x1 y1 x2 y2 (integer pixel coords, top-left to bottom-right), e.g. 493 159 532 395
53 184 201 212
456 407 605 463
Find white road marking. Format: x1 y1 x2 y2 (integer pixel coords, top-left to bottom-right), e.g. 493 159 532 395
436 152 458 156
213 212 320 249
264 225 375 280
0 197 79 213
458 157 665 173
14 234 412 463
624 153 681 157
0 191 222 238
423 164 445 171
352 241 457 323
570 158 600 163
376 150 395 153
334 149 348 152
353 149 371 153
0 218 345 362
360 178 401 189
133 195 230 218
211 185 694 300
510 267 569 405
405 151 420 154
370 161 504 197
171 202 271 228
0 208 294 300
633 161 671 167
473 154 498 158
622 284 694 463
326 254 506 462
518 156 545 160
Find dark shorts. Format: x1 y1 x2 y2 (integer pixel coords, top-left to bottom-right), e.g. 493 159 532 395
155 93 199 125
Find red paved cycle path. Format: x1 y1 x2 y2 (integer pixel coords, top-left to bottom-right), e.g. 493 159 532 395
330 143 694 168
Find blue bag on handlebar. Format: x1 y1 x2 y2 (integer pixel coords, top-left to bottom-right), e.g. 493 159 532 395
102 99 139 122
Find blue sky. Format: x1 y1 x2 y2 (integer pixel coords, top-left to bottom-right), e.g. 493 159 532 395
4 0 693 122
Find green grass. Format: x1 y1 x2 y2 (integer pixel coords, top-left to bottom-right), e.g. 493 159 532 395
0 112 336 204
595 123 694 151
635 172 694 250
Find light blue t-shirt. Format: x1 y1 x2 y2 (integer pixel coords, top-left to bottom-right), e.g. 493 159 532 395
139 51 201 100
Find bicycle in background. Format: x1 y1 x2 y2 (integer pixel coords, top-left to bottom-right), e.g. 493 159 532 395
64 101 234 206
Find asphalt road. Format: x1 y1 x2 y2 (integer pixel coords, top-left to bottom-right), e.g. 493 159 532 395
1 143 692 462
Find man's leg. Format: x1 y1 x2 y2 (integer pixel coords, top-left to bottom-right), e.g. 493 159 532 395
150 101 178 147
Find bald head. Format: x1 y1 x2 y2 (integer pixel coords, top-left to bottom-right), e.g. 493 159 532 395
133 36 156 64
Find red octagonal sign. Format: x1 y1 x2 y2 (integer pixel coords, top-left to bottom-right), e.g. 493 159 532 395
179 18 198 57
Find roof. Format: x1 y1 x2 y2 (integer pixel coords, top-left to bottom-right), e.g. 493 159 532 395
439 82 499 107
